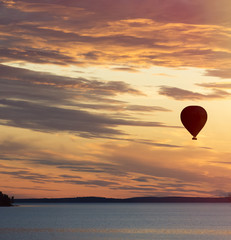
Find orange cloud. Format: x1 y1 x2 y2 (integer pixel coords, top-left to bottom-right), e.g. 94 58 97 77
158 86 230 101
0 134 228 198
2 0 231 199
204 69 231 79
0 64 176 139
0 1 231 70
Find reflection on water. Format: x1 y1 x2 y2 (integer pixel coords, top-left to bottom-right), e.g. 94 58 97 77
1 203 231 240
2 227 231 235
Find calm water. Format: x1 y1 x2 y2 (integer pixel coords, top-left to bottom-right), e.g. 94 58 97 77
1 203 231 240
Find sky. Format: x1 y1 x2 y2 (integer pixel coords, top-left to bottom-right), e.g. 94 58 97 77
1 0 231 199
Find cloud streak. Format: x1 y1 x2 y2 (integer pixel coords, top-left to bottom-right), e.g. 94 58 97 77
1 135 231 197
0 64 175 138
0 99 175 137
0 0 231 70
205 69 231 79
1 0 231 198
197 82 231 89
158 86 230 101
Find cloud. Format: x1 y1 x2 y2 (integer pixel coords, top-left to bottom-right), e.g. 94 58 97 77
197 82 231 89
0 136 180 186
56 159 128 177
0 64 143 98
0 1 231 70
0 145 122 187
0 63 146 108
98 143 231 196
0 64 176 138
111 67 139 72
0 169 51 183
153 73 174 77
58 179 119 187
132 177 149 182
98 144 207 183
0 48 78 66
110 183 211 197
2 0 231 198
0 163 118 187
158 86 230 100
0 136 182 192
204 69 231 79
12 0 230 27
125 105 170 112
0 98 177 138
131 139 181 148
1 185 59 192
2 134 231 197
72 103 171 112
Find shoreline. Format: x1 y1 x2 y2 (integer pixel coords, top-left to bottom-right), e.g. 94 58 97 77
14 196 231 204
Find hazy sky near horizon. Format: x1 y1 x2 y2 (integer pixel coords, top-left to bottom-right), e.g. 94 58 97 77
1 0 231 198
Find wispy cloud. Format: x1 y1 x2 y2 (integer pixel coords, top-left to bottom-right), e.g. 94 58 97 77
0 64 174 137
0 64 143 99
111 67 140 72
158 86 230 100
0 170 51 183
197 82 231 89
1 0 231 198
205 69 231 79
0 0 231 70
1 135 231 197
0 99 175 138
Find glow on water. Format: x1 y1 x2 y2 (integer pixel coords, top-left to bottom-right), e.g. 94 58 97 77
1 203 231 240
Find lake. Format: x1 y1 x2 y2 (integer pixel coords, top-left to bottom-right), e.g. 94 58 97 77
1 203 231 240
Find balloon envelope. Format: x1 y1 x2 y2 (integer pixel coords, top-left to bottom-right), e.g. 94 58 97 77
180 106 207 140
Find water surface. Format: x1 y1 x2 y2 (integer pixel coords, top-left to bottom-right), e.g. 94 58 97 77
1 203 231 240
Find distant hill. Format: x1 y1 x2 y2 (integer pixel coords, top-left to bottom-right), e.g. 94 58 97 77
15 196 231 204
0 191 13 206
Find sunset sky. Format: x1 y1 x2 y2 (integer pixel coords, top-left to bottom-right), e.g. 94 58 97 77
1 0 231 199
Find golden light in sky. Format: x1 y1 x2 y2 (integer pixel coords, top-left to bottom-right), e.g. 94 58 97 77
1 0 231 199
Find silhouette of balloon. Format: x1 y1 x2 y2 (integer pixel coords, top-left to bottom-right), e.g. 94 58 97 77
180 106 207 140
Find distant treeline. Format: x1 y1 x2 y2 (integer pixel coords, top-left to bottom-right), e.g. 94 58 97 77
0 191 13 206
15 196 231 204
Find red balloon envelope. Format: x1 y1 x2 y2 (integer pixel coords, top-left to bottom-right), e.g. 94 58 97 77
180 106 207 140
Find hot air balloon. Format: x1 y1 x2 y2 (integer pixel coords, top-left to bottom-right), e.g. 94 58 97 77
180 106 207 140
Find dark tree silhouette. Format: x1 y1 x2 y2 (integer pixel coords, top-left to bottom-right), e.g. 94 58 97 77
0 191 13 206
